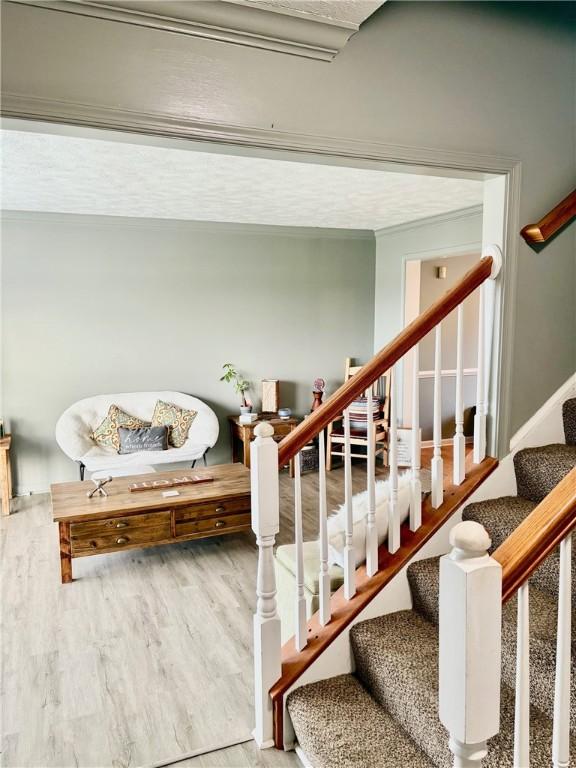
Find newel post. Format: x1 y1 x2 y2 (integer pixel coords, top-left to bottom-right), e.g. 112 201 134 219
251 422 281 749
439 521 502 768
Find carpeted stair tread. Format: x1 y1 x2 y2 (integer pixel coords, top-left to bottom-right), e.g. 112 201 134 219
407 557 441 626
408 557 576 730
513 444 576 503
286 673 434 768
563 398 576 445
350 610 572 767
462 495 567 597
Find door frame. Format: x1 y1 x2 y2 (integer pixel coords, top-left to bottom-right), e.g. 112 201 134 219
2 110 520 457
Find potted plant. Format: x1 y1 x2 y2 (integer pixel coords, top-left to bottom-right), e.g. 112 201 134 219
220 363 252 414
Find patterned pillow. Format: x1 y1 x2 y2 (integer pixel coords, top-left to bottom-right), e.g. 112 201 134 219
151 400 197 448
91 405 150 451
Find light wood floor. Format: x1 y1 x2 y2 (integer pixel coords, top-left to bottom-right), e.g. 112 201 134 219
1 459 394 768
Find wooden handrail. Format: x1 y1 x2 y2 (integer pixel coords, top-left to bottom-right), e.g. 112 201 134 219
493 466 576 603
520 188 576 245
277 255 494 466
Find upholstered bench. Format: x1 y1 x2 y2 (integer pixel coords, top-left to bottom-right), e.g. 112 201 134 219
275 541 344 643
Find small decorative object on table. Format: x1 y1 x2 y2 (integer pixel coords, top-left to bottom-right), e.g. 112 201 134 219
87 475 113 498
311 377 326 412
261 379 280 413
220 363 252 414
129 474 214 492
278 407 292 420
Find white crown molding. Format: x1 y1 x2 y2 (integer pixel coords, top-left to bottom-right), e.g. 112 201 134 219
9 0 362 61
0 94 519 177
1 209 375 240
374 204 483 238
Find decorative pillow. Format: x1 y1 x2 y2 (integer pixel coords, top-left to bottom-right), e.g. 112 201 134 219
151 400 197 448
91 405 150 451
118 426 169 455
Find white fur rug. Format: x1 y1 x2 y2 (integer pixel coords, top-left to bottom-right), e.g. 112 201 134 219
327 472 413 568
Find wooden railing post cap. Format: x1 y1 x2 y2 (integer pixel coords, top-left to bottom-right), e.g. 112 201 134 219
449 520 491 560
254 422 274 439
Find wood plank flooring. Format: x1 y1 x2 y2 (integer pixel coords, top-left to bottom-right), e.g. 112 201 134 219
2 458 394 768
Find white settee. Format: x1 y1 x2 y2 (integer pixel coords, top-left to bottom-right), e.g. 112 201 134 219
56 391 219 479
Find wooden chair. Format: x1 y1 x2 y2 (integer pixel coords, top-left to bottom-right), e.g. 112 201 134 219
326 358 391 471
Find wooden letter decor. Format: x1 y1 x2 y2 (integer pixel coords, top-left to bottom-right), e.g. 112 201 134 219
129 475 214 492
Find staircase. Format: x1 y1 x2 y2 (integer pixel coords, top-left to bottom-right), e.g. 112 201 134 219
286 398 576 767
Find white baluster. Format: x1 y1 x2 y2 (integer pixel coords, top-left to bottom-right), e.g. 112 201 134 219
553 534 572 768
343 407 355 600
439 521 502 768
431 323 444 509
251 423 281 749
366 389 378 576
294 452 307 652
317 430 331 626
388 367 400 553
453 303 466 485
474 283 487 464
514 583 530 768
410 344 422 531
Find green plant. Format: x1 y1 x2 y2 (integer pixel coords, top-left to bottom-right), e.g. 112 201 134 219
220 363 250 406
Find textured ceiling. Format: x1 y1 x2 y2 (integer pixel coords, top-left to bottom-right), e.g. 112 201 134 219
1 131 484 230
243 0 385 26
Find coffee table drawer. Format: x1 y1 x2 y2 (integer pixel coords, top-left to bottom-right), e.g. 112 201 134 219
175 511 251 538
175 497 250 523
71 520 171 555
71 510 170 538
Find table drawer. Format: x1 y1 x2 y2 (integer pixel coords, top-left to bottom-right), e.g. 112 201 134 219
71 510 170 538
71 520 171 555
175 511 251 538
175 497 250 523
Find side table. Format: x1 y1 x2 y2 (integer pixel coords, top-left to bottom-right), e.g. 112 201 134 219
1 435 13 516
228 414 300 477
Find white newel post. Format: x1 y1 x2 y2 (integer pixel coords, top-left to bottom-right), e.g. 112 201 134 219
251 422 281 750
474 245 502 464
439 521 502 768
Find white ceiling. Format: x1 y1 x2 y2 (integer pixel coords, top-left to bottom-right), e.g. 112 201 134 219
241 0 385 26
1 130 484 230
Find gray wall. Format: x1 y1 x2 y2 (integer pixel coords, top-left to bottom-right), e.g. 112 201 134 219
1 213 375 492
1 1 575 446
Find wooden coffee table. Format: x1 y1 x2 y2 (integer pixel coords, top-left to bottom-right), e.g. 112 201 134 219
51 463 251 583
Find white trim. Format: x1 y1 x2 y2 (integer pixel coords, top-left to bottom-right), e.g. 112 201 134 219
419 368 478 380
509 372 576 453
0 210 375 240
10 0 362 62
294 744 312 767
374 204 483 238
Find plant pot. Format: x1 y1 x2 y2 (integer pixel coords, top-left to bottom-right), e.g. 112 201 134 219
240 405 252 415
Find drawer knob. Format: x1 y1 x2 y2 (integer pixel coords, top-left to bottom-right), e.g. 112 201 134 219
214 520 226 529
115 521 128 528
215 506 225 513
116 537 129 545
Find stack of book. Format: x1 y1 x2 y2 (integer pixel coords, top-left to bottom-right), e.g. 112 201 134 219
348 396 381 430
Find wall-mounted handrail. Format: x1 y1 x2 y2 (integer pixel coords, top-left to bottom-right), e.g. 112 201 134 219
278 255 494 466
492 466 576 602
520 188 576 245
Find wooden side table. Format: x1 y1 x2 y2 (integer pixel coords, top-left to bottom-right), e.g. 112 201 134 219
228 414 300 477
1 435 13 516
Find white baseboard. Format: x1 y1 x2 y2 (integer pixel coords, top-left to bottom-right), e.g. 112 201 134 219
509 372 576 453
